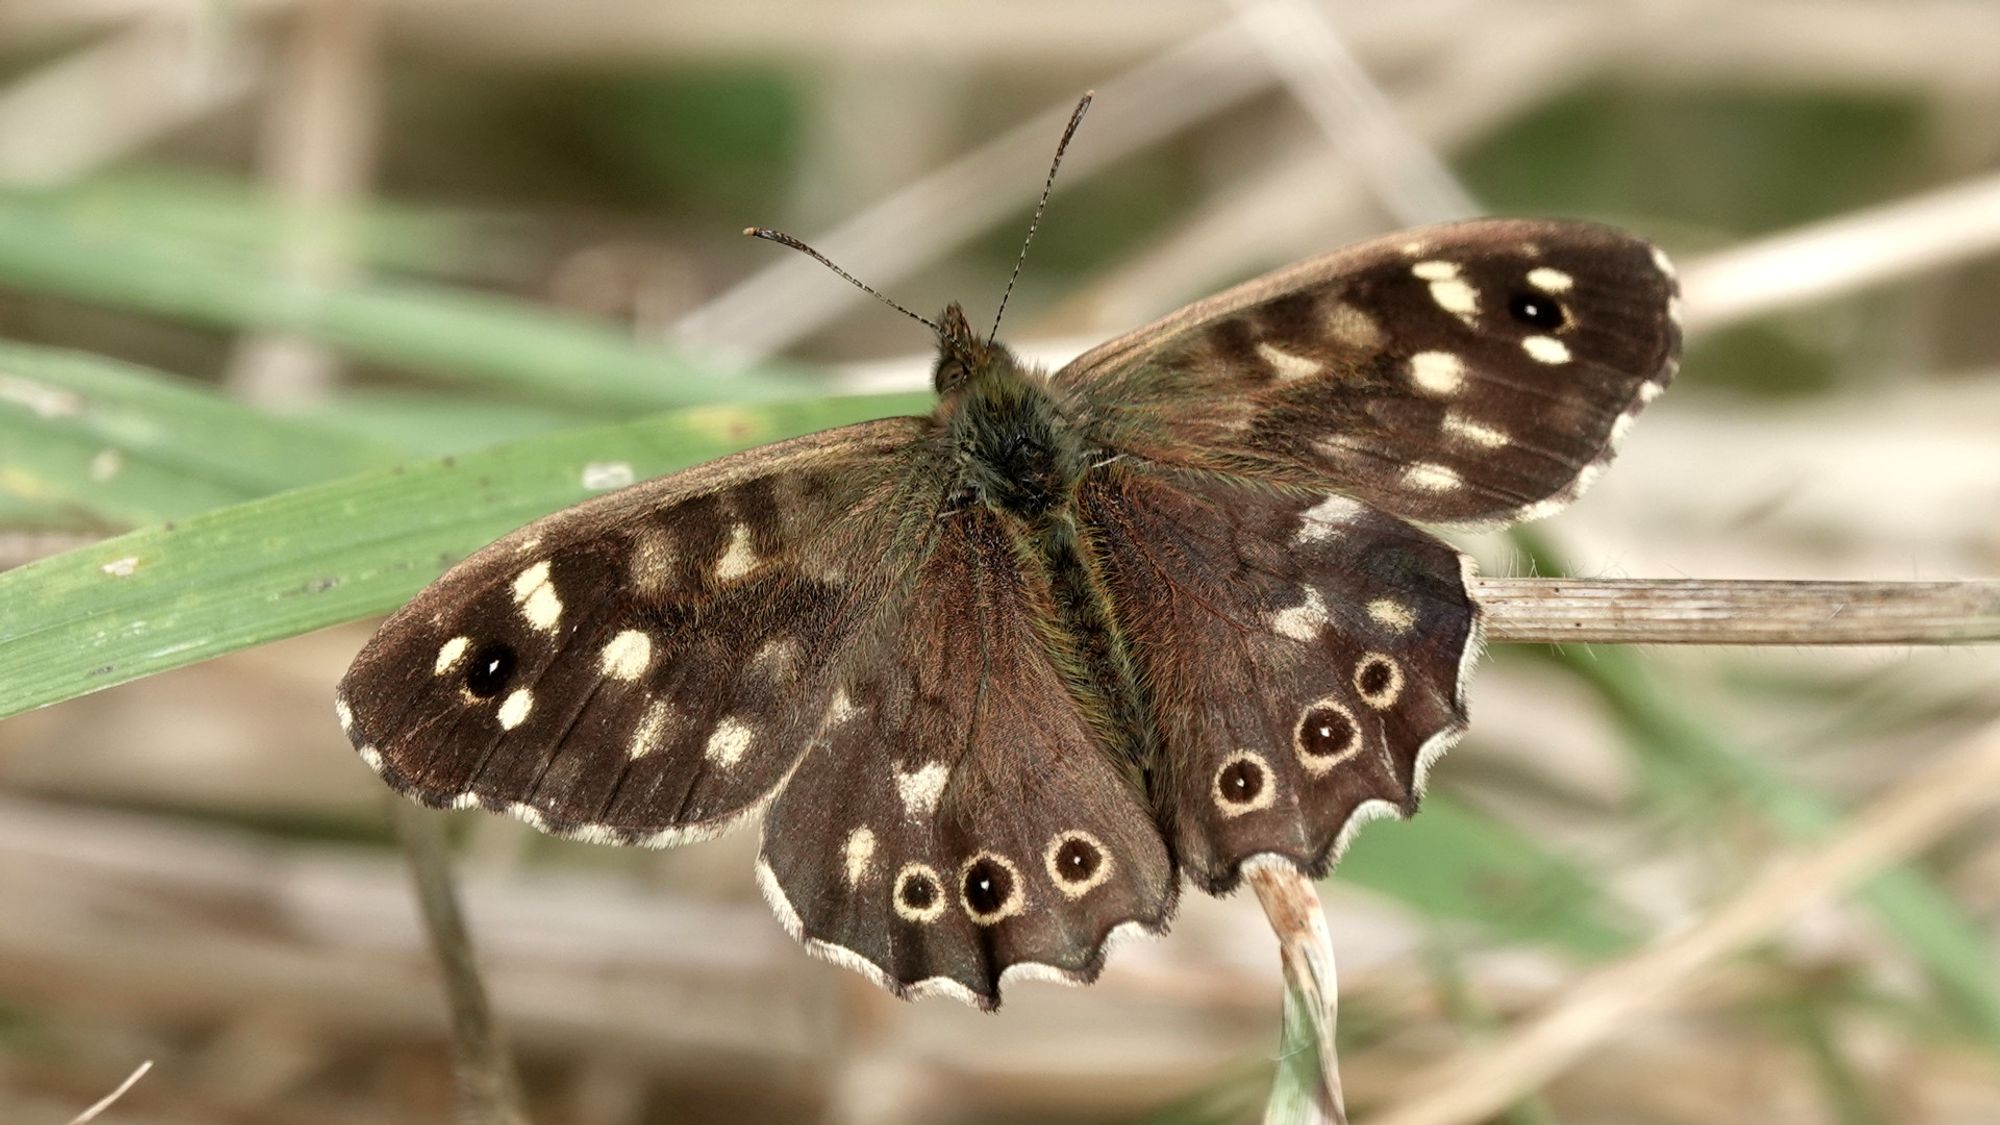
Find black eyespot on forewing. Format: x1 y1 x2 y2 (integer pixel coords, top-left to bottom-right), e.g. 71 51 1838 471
1508 291 1566 330
1357 660 1393 697
464 641 516 698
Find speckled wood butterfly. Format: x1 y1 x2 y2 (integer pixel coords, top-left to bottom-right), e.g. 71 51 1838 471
337 104 1680 1008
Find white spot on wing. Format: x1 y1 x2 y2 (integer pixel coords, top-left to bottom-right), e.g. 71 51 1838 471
630 697 674 759
1522 335 1571 364
434 635 469 676
1270 586 1329 642
1408 351 1466 395
1442 412 1509 448
714 524 758 581
1411 260 1460 280
1255 341 1320 381
599 629 652 680
843 827 876 886
1526 267 1574 292
512 560 561 632
1296 494 1365 542
895 762 949 817
706 717 753 765
1651 244 1677 278
1367 598 1415 632
335 698 354 733
1403 462 1462 492
1429 278 1479 318
497 689 533 730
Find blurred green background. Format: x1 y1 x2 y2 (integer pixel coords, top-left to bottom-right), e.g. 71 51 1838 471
1 2 1997 1123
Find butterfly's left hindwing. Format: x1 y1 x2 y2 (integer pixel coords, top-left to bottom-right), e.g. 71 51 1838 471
758 506 1175 1009
336 419 937 844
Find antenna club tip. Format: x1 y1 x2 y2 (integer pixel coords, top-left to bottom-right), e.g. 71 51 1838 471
742 226 762 237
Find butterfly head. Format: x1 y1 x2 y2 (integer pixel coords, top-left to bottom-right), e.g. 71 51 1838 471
931 301 1018 396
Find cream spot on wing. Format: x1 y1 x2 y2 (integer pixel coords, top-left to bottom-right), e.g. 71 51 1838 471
599 629 652 680
1403 462 1462 492
1651 244 1677 278
824 687 862 726
1430 278 1479 318
357 744 385 773
434 635 469 676
448 792 480 810
1610 411 1639 447
1399 239 1428 255
497 689 533 730
714 524 758 581
630 526 677 596
1442 412 1509 448
100 556 139 578
1523 335 1571 364
1367 598 1416 632
1639 381 1664 404
843 827 876 887
1526 266 1574 292
1256 341 1320 382
1354 653 1404 708
513 560 562 632
1324 301 1384 348
335 698 354 733
748 637 802 680
1297 494 1366 542
1411 260 1460 280
1270 586 1329 642
1408 351 1466 395
895 762 949 817
705 717 753 765
630 697 675 759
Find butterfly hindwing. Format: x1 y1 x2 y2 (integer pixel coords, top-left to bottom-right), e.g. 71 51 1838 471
1077 463 1478 890
336 419 937 844
757 505 1175 1008
1057 218 1681 524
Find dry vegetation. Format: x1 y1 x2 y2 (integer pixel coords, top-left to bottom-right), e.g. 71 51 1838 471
2 1 1999 1122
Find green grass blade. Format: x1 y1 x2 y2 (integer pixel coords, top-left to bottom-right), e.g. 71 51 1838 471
0 198 815 410
0 341 409 524
0 393 928 719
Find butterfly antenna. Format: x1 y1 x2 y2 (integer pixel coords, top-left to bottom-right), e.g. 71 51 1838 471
743 227 941 334
987 91 1093 346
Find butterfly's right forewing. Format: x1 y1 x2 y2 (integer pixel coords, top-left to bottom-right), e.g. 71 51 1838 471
336 418 935 845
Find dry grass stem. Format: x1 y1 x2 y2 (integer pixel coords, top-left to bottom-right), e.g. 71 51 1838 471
1476 578 2000 645
391 799 532 1125
1371 716 2000 1125
65 1059 152 1125
1247 860 1348 1125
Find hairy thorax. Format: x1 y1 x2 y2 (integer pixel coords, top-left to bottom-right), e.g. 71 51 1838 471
941 359 1092 519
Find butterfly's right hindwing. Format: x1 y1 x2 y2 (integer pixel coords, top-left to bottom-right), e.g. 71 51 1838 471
336 418 935 845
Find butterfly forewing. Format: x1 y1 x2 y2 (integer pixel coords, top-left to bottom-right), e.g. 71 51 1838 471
336 419 938 843
1058 218 1680 524
758 506 1174 1008
1078 465 1477 890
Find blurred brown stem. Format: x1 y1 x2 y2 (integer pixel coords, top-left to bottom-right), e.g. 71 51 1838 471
392 798 532 1125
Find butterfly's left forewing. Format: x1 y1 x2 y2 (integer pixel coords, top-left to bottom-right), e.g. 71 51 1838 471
1058 218 1680 525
